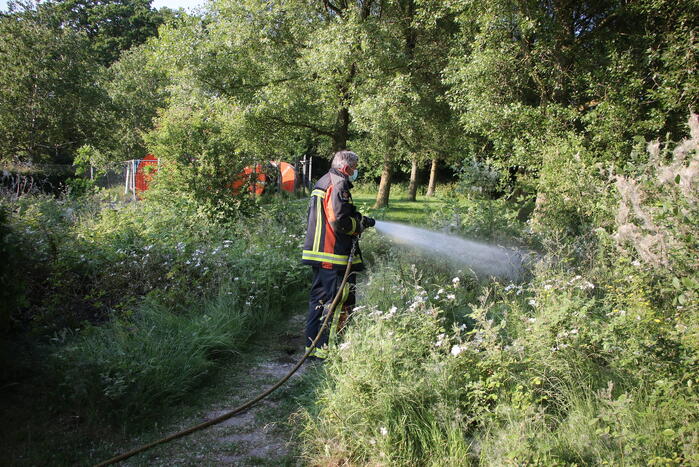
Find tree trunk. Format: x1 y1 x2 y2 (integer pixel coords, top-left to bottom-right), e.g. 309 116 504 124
374 155 392 208
426 157 438 197
407 156 418 201
333 63 356 152
333 106 350 151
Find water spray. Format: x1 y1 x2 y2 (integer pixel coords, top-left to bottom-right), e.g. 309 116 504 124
374 220 525 280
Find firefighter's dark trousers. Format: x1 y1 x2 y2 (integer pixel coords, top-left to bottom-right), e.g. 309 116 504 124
305 265 356 359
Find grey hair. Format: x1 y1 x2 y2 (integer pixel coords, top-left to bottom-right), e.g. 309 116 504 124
331 150 359 171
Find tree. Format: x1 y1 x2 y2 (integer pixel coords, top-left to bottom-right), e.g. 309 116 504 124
0 11 104 163
50 0 167 66
101 41 170 161
350 0 458 206
444 0 698 172
148 0 397 167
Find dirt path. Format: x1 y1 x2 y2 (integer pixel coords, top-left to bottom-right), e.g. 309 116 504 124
120 312 318 467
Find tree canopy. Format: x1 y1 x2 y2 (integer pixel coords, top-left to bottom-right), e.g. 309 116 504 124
0 0 695 205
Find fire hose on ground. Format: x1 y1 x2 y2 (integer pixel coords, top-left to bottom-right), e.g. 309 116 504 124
95 240 358 466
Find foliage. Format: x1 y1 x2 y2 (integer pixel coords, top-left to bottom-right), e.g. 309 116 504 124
444 0 698 170
55 291 254 420
0 206 28 333
301 259 481 466
100 41 170 162
2 189 310 421
144 99 263 220
48 0 167 65
0 10 105 163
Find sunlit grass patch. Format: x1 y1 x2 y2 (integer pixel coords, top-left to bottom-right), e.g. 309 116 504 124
352 190 448 226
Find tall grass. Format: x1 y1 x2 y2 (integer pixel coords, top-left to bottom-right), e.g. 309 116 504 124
2 190 310 424
54 281 257 421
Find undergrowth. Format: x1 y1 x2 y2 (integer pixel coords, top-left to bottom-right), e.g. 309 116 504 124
1 190 309 425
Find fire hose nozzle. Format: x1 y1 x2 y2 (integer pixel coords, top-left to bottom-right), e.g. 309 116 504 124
361 216 376 230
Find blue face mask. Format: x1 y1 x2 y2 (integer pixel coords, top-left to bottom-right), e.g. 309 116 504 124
349 169 358 182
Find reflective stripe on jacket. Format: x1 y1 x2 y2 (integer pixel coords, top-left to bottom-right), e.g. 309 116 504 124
302 168 364 271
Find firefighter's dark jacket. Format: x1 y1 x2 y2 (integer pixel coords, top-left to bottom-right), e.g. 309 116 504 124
302 168 364 271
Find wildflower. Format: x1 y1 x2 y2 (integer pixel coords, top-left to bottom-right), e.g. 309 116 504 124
528 299 537 306
451 344 464 356
380 427 388 436
527 317 536 323
434 333 446 347
446 294 456 301
452 277 460 286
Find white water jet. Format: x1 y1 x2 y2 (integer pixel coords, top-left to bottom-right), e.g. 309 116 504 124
374 220 525 280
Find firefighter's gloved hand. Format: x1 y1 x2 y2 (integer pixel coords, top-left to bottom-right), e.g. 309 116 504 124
360 216 376 230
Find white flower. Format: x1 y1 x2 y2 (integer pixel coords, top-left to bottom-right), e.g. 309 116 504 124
446 294 456 301
383 306 397 319
437 288 445 295
528 299 537 306
380 427 388 436
434 333 446 347
528 317 536 323
451 344 464 356
452 277 460 286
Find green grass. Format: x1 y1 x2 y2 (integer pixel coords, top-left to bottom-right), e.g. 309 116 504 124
352 189 447 226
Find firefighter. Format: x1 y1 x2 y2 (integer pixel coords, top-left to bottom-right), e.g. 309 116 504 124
302 150 375 360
